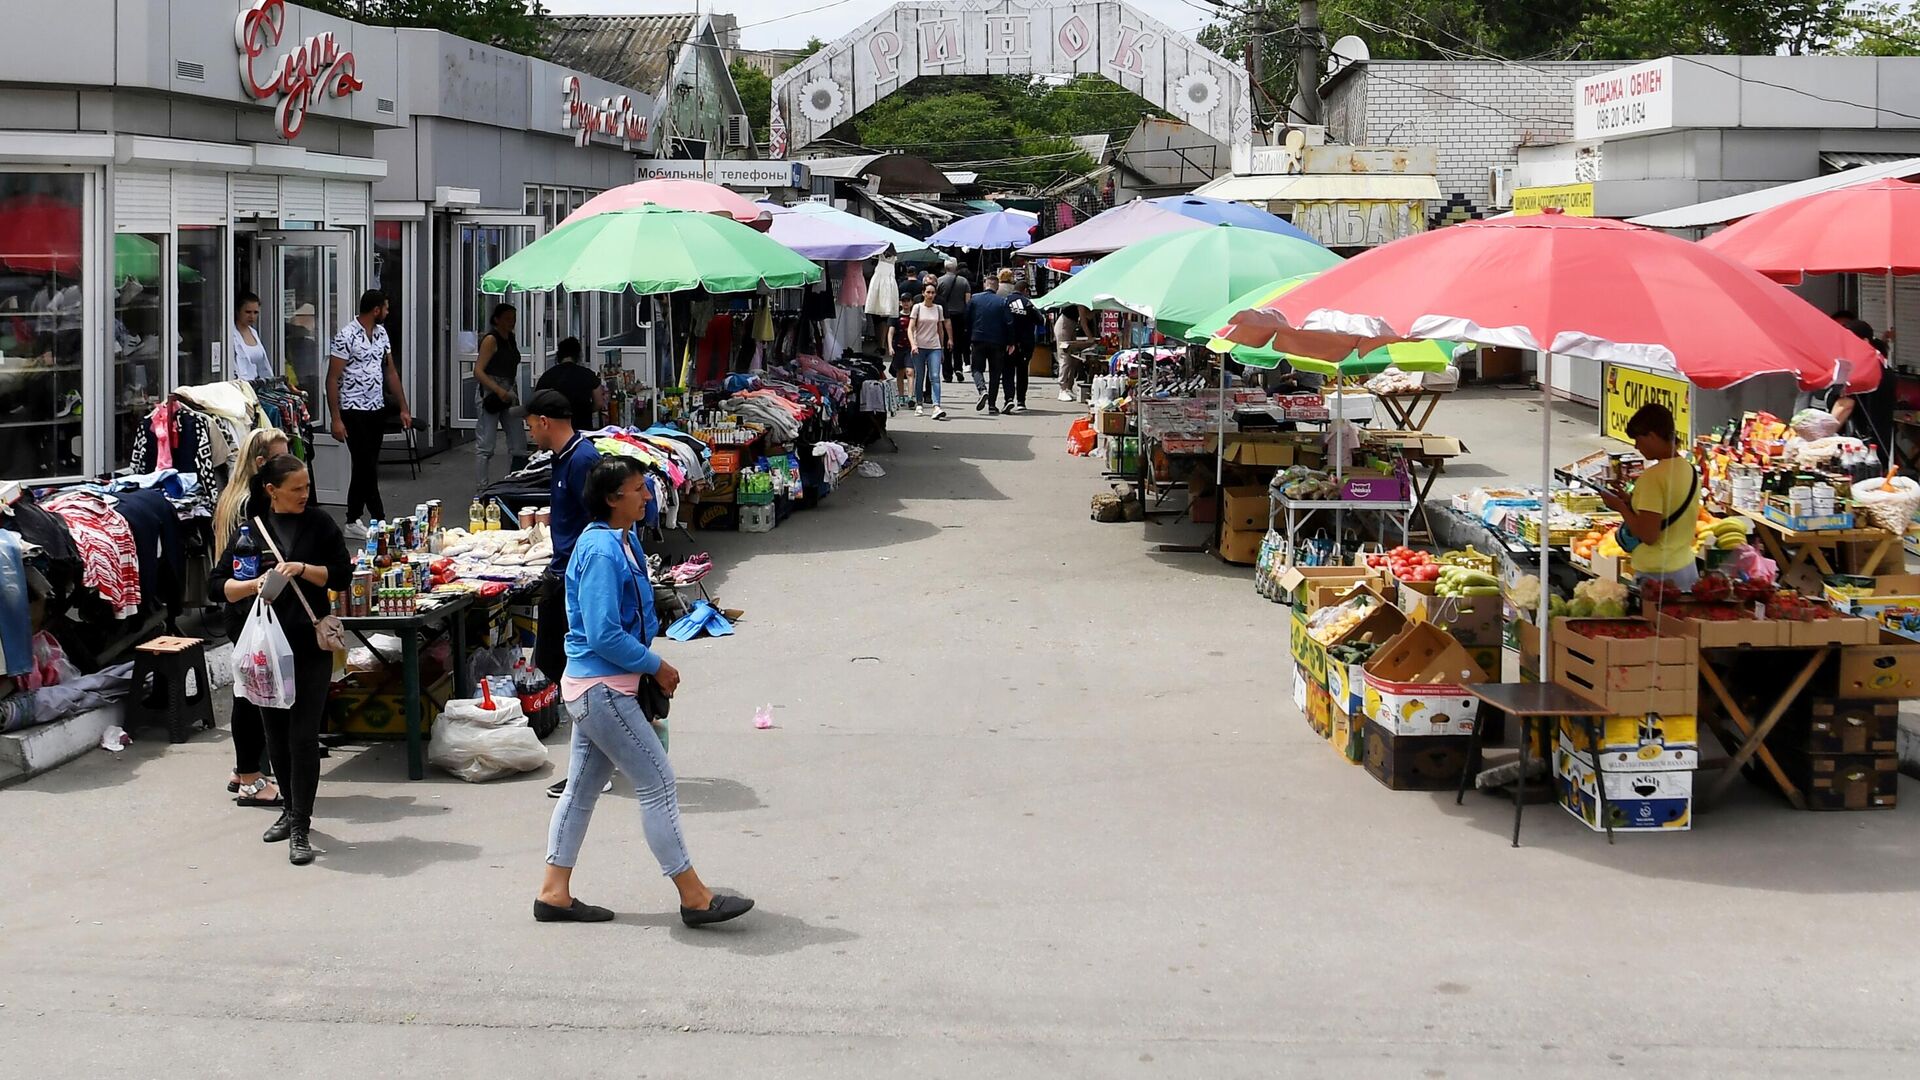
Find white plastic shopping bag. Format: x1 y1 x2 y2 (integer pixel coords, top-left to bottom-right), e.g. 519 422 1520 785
231 601 297 709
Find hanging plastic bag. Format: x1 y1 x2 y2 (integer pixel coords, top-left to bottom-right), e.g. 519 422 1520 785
232 601 297 710
1067 417 1097 456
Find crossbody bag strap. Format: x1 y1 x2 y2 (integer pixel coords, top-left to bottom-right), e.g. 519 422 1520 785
1659 466 1699 532
252 515 325 626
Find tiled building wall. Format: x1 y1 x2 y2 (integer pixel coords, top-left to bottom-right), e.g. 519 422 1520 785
1325 60 1627 224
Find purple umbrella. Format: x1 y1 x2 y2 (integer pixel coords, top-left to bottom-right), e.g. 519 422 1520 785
926 210 1037 251
758 202 899 261
1016 200 1210 260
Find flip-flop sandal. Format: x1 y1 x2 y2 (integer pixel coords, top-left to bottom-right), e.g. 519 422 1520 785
235 777 283 808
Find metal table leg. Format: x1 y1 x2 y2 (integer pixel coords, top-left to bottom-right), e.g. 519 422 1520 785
403 630 424 781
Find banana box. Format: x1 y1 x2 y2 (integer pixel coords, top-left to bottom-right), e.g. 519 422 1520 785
1361 622 1484 736
1326 655 1366 717
1329 699 1366 763
1558 714 1698 772
1554 731 1694 832
1291 668 1309 716
1305 678 1334 739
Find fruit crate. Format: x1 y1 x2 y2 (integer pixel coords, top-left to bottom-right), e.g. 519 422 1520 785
1551 617 1697 715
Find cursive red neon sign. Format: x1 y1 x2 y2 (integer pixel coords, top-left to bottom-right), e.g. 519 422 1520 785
235 0 365 140
561 76 648 149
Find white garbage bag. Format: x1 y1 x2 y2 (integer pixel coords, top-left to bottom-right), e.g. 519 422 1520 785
232 602 297 709
429 699 547 783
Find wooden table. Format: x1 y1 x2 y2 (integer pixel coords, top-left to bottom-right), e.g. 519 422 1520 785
1695 645 1831 811
337 591 477 780
1461 683 1615 846
1373 389 1449 432
1735 508 1897 591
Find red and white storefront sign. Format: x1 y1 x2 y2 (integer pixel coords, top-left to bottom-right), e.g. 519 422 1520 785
235 0 365 140
561 77 648 150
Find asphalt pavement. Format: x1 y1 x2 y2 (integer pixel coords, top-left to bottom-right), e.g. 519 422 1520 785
3 384 1917 1078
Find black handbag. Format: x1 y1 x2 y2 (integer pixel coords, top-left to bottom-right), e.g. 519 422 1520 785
638 675 672 720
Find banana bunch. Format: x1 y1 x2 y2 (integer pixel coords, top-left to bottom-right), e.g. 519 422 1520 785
1695 516 1751 555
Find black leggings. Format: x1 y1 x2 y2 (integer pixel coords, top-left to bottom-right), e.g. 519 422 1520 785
262 652 334 828
340 408 387 522
231 696 267 776
534 573 569 686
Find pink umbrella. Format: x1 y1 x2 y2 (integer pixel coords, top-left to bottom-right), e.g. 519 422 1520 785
567 179 772 231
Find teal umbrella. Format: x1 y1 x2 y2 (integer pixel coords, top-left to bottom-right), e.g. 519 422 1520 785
1036 225 1341 341
114 233 202 285
480 204 822 296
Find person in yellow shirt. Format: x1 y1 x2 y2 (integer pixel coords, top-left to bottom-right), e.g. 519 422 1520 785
1600 403 1700 590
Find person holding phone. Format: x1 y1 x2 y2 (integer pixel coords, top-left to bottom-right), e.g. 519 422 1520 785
534 456 754 927
1598 403 1700 590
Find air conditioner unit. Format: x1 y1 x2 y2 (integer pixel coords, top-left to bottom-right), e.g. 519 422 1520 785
1489 166 1514 209
725 114 752 148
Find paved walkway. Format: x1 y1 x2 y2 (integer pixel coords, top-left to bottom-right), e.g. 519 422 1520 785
3 388 1918 1077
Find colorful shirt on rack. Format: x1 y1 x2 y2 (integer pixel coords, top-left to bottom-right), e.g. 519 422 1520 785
41 490 142 618
329 319 390 411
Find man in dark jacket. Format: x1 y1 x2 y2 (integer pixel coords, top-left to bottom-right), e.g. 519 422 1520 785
1001 272 1043 413
966 283 1017 415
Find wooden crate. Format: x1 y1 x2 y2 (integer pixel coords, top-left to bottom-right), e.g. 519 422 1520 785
1779 751 1899 811
1824 635 1920 700
1361 720 1476 791
1769 700 1900 756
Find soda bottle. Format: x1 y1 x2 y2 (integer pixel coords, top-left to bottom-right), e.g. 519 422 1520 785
485 500 502 531
374 523 392 569
469 498 485 533
232 524 260 581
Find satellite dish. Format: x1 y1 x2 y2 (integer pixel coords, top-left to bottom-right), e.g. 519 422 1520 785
1328 34 1370 76
1284 128 1307 153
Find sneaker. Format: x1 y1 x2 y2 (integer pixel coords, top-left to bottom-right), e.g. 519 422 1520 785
914 405 925 417
1058 391 1076 402
988 406 1000 416
1005 403 1022 415
933 408 948 420
547 778 615 798
55 391 82 418
976 396 988 412
343 520 369 542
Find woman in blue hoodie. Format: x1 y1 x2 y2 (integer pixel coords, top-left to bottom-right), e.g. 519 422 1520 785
534 456 754 927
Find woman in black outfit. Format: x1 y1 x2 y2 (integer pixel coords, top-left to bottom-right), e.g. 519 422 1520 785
210 455 351 866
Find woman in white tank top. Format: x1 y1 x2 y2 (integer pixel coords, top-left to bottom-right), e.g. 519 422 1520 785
233 290 271 382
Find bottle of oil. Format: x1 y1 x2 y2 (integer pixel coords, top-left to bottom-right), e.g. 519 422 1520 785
469 498 485 533
485 500 502 531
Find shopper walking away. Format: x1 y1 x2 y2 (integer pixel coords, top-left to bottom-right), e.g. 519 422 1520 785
232 291 272 382
213 426 289 809
935 258 971 382
524 390 607 800
327 290 410 540
1598 404 1701 592
967 282 1016 414
211 455 350 865
473 302 526 488
1003 275 1043 413
535 456 754 927
907 282 951 420
534 337 606 431
1054 305 1095 401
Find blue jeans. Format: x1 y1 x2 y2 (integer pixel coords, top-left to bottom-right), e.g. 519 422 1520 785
0 531 30 677
546 684 691 877
915 348 943 406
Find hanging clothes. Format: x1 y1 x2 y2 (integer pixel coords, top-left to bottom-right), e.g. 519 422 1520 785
837 261 868 308
864 254 900 319
41 491 142 618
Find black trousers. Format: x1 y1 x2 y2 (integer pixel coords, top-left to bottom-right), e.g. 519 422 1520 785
988 347 1019 408
948 311 971 377
534 572 569 686
262 652 334 829
340 408 387 523
1013 345 1030 403
231 696 267 775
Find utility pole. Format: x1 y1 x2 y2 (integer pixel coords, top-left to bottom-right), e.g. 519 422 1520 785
1295 0 1322 125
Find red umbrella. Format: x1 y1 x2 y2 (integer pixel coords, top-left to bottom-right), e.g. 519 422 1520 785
1218 211 1883 671
566 179 772 232
1223 212 1880 393
0 195 82 275
1699 178 1920 284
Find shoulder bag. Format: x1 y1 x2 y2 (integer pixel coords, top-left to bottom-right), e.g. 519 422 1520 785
1616 465 1698 553
253 515 351 652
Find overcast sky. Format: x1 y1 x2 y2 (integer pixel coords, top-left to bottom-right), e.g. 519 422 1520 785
542 1 1222 52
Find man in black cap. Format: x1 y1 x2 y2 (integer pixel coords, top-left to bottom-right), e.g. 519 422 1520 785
524 389 605 798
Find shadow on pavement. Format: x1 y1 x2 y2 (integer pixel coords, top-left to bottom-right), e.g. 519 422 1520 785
311 833 484 878
612 906 862 957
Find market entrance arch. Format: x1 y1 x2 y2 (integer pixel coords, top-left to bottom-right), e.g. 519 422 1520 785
769 0 1252 157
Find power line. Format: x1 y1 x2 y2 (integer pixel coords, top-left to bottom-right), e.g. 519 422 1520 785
1668 54 1920 126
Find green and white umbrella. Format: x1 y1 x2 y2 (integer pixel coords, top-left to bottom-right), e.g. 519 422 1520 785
480 204 822 296
1195 275 1456 376
1036 225 1342 342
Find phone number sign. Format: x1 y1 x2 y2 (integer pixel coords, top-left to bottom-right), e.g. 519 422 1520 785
1602 364 1691 445
1574 58 1674 141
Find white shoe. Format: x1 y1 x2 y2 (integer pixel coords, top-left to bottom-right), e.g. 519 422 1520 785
343 521 369 542
914 405 924 416
933 408 948 420
1058 391 1076 402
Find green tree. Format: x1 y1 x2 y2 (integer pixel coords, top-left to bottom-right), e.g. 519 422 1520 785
1579 0 1853 55
1837 0 1920 54
730 59 773 146
304 0 551 56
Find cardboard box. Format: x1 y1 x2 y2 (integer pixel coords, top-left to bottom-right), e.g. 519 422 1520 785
1554 735 1694 832
690 502 740 531
1776 700 1900 756
1329 699 1366 763
1780 751 1898 810
1783 613 1881 647
1402 586 1504 647
1762 504 1855 532
325 670 454 738
1552 618 1697 715
1221 485 1273 532
1362 719 1475 791
1305 678 1334 739
1338 469 1408 504
1291 667 1309 715
1216 527 1264 566
1822 573 1920 642
1559 715 1699 772
696 474 739 503
709 449 745 474
1361 622 1484 736
1657 605 1785 648
1275 566 1377 609
1826 633 1920 700
1222 432 1321 468
1297 585 1407 689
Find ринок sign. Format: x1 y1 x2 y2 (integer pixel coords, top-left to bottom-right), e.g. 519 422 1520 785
235 0 365 141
